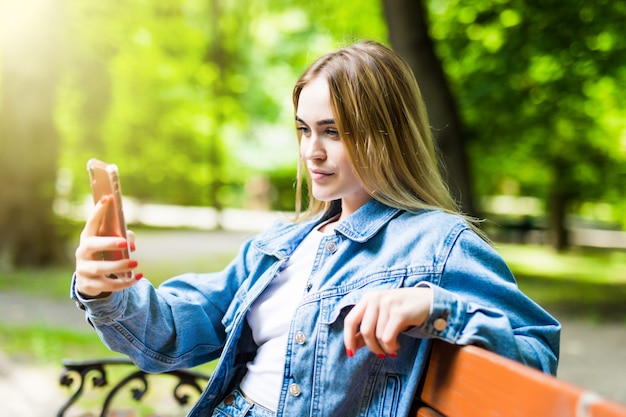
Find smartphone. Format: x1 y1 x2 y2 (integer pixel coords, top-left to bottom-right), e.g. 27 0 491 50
87 158 133 279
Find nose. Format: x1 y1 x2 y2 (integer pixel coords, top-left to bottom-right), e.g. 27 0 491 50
301 134 325 161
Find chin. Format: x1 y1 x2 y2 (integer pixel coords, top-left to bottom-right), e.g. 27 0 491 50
312 191 338 202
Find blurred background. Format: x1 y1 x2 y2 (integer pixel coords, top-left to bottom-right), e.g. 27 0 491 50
0 0 625 415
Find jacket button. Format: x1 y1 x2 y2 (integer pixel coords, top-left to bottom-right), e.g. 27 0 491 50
295 331 306 344
289 383 302 397
433 318 448 331
325 241 337 253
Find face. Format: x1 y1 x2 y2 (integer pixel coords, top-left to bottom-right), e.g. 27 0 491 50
296 77 371 217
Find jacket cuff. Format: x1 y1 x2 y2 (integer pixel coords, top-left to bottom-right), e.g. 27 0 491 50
406 282 466 342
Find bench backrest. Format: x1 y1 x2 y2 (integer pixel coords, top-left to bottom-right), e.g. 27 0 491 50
414 340 626 417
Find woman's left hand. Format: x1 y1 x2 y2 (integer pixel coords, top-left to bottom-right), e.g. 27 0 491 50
343 287 432 358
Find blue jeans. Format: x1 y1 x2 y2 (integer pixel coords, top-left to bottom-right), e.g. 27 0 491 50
211 388 275 417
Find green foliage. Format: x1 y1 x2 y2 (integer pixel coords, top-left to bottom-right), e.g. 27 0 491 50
55 0 387 211
427 0 626 226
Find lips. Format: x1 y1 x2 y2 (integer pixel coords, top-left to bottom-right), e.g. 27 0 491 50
310 169 333 182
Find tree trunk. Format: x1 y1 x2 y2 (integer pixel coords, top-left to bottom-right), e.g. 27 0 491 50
382 0 476 216
548 164 571 252
0 0 64 268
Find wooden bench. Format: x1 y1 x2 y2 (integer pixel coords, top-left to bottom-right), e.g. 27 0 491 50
413 340 626 417
58 340 626 417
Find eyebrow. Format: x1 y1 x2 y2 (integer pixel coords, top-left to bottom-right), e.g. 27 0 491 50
295 116 336 126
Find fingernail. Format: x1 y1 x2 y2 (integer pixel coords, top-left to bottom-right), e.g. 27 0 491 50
346 349 354 358
118 241 136 251
377 354 386 359
135 273 144 281
127 260 138 268
99 195 109 204
389 353 397 358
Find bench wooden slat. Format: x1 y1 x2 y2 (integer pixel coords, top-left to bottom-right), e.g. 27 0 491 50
416 407 444 417
590 402 626 417
416 340 626 417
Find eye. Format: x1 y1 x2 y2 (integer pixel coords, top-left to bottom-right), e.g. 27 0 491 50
297 125 311 136
326 128 339 138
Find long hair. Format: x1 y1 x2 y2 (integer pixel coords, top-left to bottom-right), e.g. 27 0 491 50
292 40 478 229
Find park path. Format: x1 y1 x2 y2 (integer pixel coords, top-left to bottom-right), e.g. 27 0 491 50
1 227 625 416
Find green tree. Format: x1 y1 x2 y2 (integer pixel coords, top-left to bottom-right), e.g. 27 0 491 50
382 0 476 216
57 0 388 209
427 0 626 250
0 0 65 268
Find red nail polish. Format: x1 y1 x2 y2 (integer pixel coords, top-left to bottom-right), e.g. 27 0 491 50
117 241 128 248
377 354 386 359
129 242 136 251
389 353 397 358
135 273 144 281
127 260 138 268
346 349 354 358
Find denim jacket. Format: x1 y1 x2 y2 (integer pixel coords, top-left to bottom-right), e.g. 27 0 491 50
72 199 560 417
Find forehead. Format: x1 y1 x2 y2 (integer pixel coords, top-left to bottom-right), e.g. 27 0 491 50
297 77 334 122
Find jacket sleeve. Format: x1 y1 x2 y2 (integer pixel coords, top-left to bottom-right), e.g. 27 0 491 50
71 237 256 373
408 228 561 375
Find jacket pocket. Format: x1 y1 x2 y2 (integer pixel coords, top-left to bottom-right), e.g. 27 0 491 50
320 271 406 325
376 373 401 416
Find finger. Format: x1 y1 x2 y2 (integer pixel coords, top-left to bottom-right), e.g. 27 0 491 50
343 301 367 357
75 271 140 297
77 258 139 279
115 238 136 252
81 195 112 239
375 297 401 355
358 298 386 356
351 332 367 352
126 230 136 251
75 257 140 296
378 288 433 355
75 235 129 262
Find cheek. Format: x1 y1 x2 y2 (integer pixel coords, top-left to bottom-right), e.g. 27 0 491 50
299 141 310 160
333 146 353 170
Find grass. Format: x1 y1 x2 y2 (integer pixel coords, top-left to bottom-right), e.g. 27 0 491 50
496 244 626 284
0 264 75 299
0 323 116 363
495 244 626 322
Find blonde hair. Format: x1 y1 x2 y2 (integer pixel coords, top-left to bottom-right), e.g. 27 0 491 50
292 40 480 231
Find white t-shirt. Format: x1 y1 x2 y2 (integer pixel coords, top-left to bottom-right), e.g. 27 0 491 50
239 226 331 411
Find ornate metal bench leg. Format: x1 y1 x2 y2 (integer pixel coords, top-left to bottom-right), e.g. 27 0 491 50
57 358 210 417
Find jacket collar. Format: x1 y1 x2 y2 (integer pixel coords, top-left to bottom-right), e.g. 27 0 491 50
334 199 401 242
253 199 401 257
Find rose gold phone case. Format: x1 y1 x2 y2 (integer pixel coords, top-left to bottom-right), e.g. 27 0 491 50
87 158 133 279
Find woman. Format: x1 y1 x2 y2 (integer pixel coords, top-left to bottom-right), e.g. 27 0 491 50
73 40 560 417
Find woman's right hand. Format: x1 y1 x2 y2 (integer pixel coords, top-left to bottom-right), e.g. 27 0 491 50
74 195 141 297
